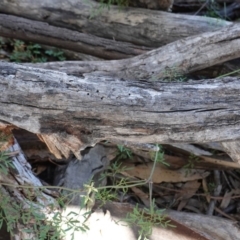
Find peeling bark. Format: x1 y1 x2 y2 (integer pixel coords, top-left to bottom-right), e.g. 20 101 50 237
1 62 240 158
1 23 240 157
1 0 240 238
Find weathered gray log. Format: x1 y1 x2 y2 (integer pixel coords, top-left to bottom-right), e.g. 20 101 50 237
0 14 150 60
27 23 240 81
0 0 232 48
1 61 240 158
0 137 58 239
2 23 240 158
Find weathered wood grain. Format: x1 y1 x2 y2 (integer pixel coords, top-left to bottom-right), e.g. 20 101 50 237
1 62 240 157
27 24 240 81
0 0 232 48
0 14 150 60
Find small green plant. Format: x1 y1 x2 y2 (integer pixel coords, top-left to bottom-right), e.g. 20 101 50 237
97 145 174 240
0 183 91 240
116 145 133 161
0 191 62 239
95 188 117 205
0 151 15 175
108 160 131 176
99 160 132 191
45 49 66 61
123 145 174 239
125 200 174 240
0 38 66 63
10 40 45 62
10 40 65 63
51 208 90 240
0 143 173 240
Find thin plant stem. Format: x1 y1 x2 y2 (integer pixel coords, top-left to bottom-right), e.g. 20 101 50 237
0 145 161 199
217 68 240 78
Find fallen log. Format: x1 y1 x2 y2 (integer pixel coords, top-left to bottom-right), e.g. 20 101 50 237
0 137 58 239
27 23 240 81
0 14 150 60
0 0 232 48
1 22 240 158
1 61 240 158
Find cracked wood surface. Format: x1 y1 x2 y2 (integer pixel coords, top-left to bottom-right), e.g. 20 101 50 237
27 24 240 81
1 61 240 157
0 0 232 48
0 14 150 60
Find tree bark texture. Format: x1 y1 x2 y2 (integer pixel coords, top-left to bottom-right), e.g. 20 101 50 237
0 138 58 239
1 61 240 158
0 0 232 48
0 14 150 60
1 1 240 238
27 24 240 81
